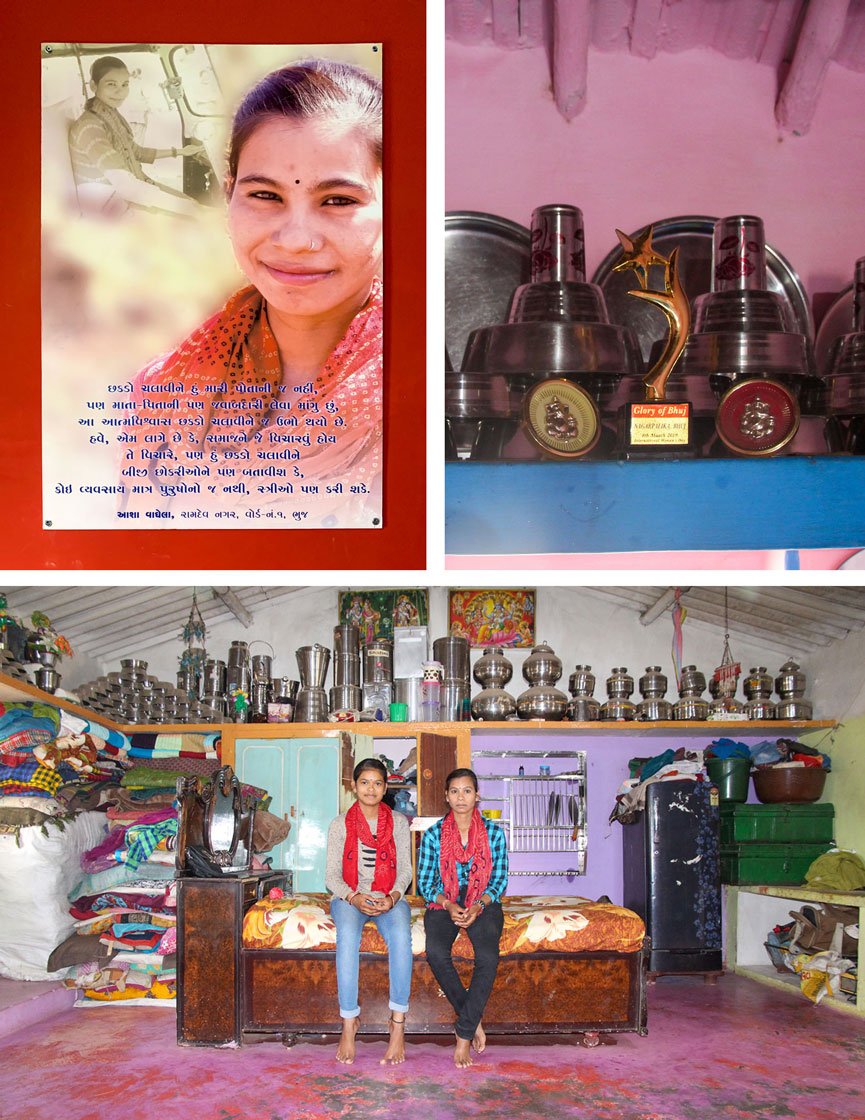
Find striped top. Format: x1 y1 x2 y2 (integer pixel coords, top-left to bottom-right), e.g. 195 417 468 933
68 101 157 187
325 809 412 901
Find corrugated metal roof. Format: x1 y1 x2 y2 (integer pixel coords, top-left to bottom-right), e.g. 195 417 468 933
2 586 312 662
578 586 865 653
4 585 865 662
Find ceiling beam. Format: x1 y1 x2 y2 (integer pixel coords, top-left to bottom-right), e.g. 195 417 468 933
776 0 851 135
210 587 254 628
552 0 591 120
640 587 691 626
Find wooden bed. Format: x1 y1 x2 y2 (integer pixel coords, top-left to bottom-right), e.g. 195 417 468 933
176 874 649 1048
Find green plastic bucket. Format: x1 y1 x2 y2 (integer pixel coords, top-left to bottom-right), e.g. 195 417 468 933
706 757 751 802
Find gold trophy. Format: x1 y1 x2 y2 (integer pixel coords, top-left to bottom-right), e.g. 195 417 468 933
614 226 694 456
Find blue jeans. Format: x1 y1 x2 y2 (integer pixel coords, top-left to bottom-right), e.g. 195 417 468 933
331 897 412 1019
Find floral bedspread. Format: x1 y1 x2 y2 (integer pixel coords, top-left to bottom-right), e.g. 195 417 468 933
242 893 645 957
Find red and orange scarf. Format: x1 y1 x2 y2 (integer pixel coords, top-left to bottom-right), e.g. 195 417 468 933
342 800 397 895
121 278 382 515
430 808 492 909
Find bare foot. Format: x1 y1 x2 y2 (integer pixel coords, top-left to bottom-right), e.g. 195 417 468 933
454 1036 473 1068
380 1014 406 1065
472 1022 486 1054
336 1016 359 1064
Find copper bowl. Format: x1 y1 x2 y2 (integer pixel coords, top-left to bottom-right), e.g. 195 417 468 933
753 765 826 803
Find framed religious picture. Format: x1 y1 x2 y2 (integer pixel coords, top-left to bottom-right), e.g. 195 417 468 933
338 589 429 643
448 589 536 649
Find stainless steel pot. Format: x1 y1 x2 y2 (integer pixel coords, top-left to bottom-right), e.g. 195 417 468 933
433 636 471 683
743 666 773 699
744 697 776 720
271 677 300 702
201 664 225 697
329 684 363 711
35 666 60 694
251 654 272 683
522 642 563 686
636 697 673 721
333 653 361 687
516 683 568 720
120 658 148 672
567 695 600 721
226 665 251 693
600 697 636 721
673 695 710 720
775 659 807 698
679 665 707 696
473 647 514 689
294 687 329 722
605 667 634 699
639 666 667 698
568 664 596 697
227 641 250 668
441 679 470 721
296 644 331 689
333 624 361 657
775 697 813 720
471 688 517 721
363 640 393 683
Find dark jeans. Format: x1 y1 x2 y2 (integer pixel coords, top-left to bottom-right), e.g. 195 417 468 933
424 903 504 1041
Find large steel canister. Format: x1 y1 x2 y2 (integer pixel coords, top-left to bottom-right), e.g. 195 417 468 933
333 624 361 657
364 639 393 683
433 635 470 682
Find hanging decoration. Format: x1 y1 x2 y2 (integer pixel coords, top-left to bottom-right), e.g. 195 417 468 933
711 588 743 715
670 587 686 690
179 590 207 696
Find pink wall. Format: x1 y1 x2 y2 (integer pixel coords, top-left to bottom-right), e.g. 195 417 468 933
446 42 865 297
445 42 865 569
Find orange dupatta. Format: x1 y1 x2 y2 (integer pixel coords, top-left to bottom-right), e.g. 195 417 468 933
120 278 382 523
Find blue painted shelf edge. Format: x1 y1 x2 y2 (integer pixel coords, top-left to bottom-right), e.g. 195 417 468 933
445 457 865 554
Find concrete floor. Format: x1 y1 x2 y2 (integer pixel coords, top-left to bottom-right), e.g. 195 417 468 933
0 974 863 1120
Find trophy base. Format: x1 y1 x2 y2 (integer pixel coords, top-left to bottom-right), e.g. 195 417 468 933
617 401 697 459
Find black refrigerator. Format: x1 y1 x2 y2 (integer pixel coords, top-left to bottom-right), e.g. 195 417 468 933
622 778 722 974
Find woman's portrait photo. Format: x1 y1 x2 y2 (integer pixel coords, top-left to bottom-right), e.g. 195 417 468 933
41 43 383 530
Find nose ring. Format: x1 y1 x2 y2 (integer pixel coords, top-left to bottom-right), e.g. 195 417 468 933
308 237 320 251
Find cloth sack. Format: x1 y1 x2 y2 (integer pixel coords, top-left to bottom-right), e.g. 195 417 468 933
804 849 865 891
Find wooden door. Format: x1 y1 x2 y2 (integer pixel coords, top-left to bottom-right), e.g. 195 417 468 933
418 732 459 816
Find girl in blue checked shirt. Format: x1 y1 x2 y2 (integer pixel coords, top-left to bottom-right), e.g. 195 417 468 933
417 767 508 1068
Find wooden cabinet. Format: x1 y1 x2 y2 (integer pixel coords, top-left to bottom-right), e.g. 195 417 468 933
176 871 286 1045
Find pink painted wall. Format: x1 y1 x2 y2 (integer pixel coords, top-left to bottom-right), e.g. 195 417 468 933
445 42 865 569
446 42 865 296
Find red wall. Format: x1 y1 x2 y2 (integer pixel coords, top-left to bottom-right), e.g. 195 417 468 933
2 1 426 571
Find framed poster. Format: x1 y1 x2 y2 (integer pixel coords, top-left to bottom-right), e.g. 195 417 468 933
1 0 425 570
42 42 383 531
448 589 536 648
338 589 429 643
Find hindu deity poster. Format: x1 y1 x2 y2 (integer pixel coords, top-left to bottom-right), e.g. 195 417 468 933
448 589 536 649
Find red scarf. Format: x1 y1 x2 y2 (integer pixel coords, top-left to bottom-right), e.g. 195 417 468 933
342 800 397 894
430 808 492 909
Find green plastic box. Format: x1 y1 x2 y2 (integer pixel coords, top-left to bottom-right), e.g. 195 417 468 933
719 802 834 846
720 840 834 885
